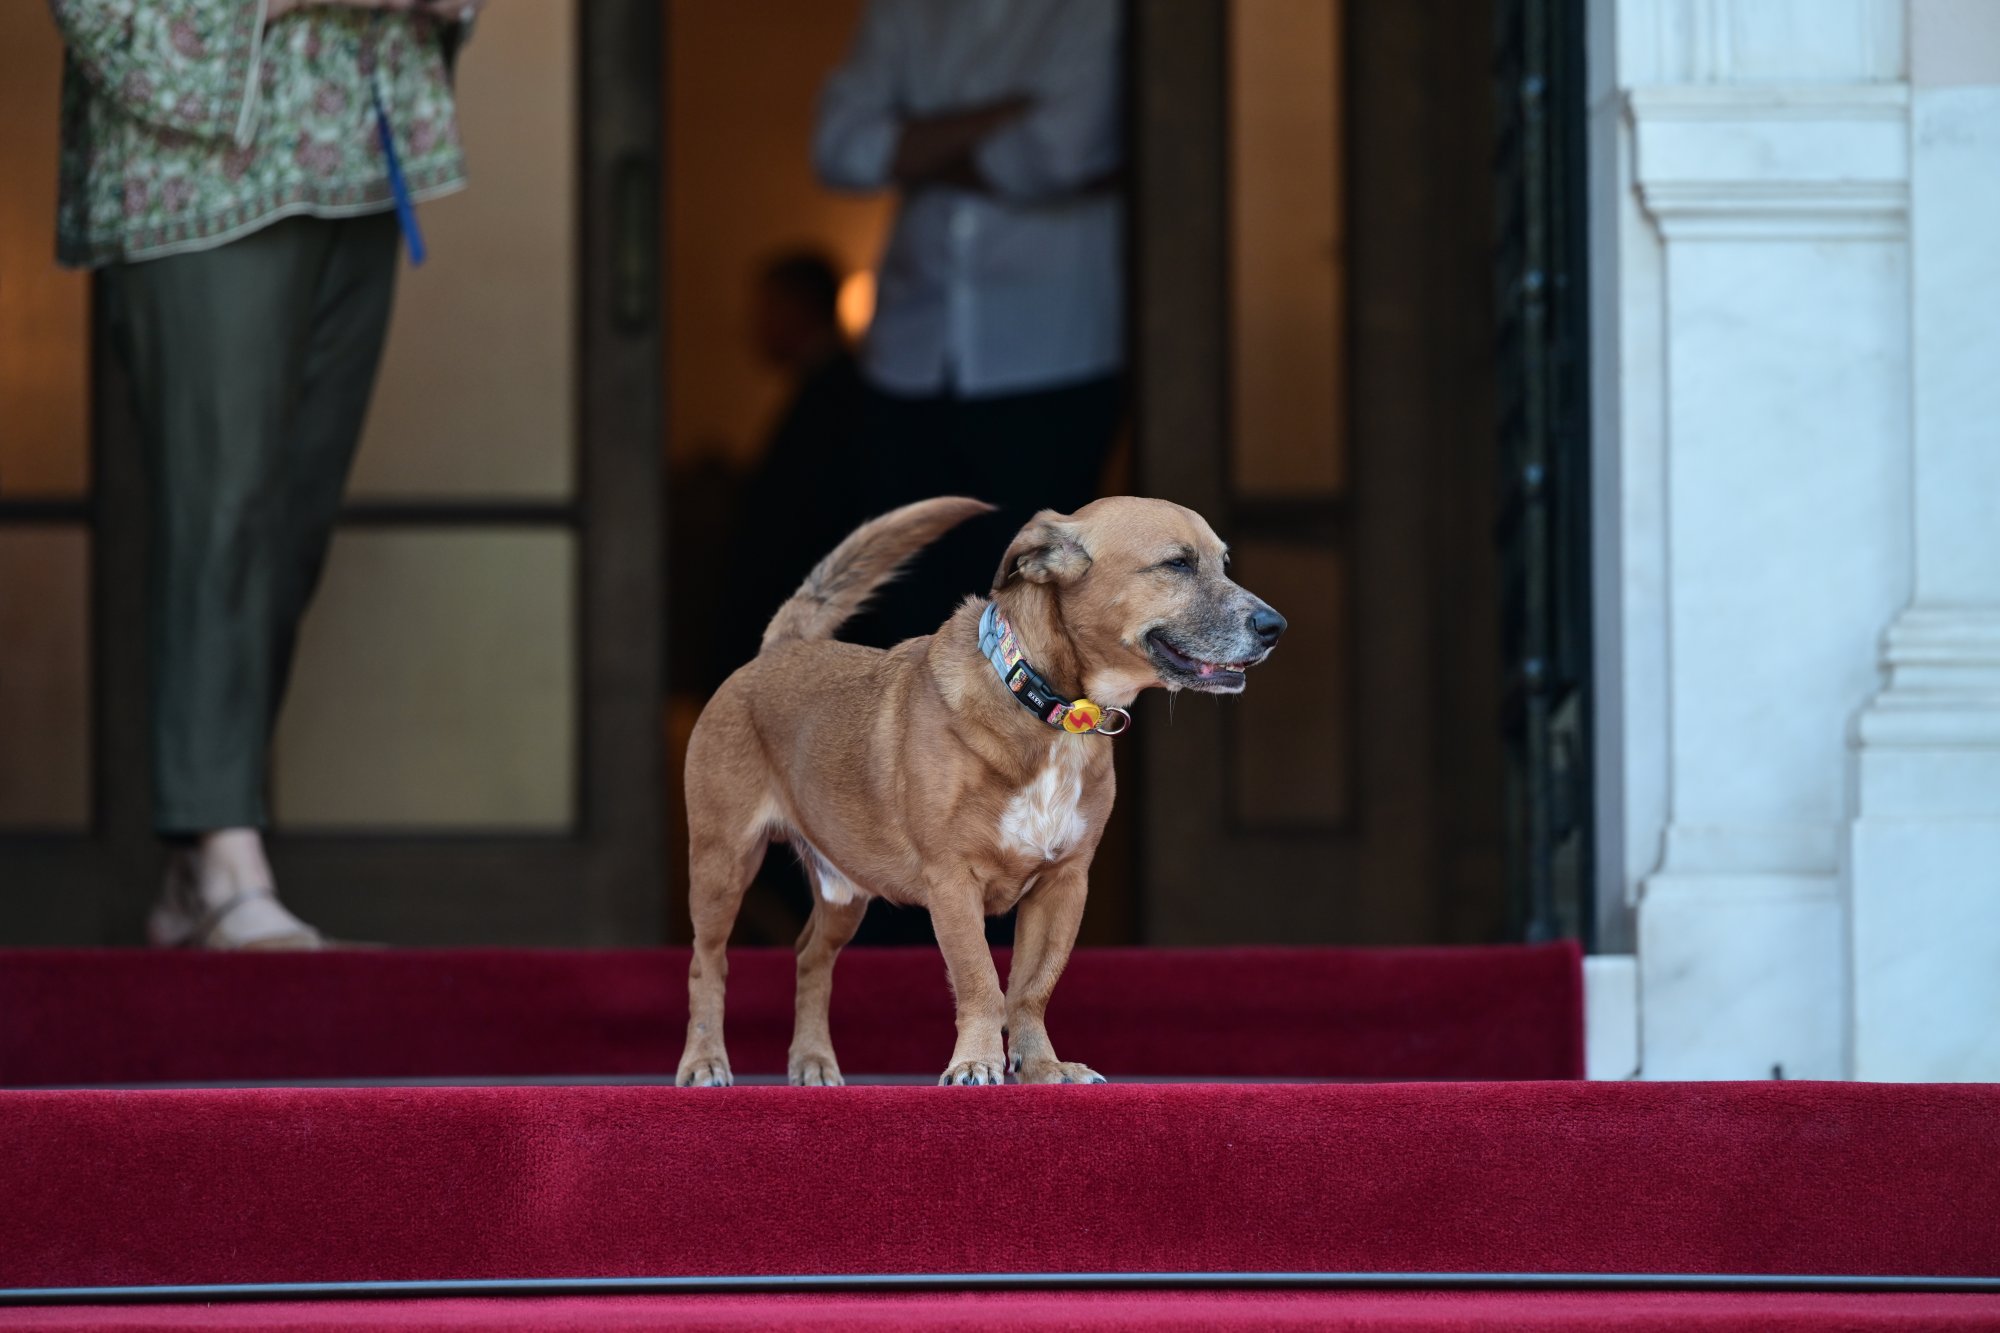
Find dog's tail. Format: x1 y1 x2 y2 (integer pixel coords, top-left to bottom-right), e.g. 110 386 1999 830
760 496 994 651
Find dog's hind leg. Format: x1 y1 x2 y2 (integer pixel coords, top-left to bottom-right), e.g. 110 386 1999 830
675 824 764 1087
788 872 868 1086
675 722 772 1088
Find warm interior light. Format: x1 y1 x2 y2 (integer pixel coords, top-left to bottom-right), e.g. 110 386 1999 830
837 269 876 340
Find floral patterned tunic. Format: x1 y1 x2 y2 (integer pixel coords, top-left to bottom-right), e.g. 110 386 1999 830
50 0 468 268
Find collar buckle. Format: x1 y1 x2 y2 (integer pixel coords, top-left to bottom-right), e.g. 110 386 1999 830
980 601 1132 739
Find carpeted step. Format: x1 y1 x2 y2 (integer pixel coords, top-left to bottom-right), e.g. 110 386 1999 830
0 945 1582 1085
8 1291 2000 1331
5 1081 1996 1292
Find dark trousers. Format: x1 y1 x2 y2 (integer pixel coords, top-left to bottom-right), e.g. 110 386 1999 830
105 214 399 834
841 373 1124 652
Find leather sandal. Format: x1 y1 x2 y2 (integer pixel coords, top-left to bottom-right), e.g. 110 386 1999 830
147 874 327 951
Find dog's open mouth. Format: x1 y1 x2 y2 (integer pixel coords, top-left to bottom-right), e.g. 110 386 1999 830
1146 630 1255 692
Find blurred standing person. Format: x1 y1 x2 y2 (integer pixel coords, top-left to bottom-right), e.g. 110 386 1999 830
814 0 1124 649
49 0 475 947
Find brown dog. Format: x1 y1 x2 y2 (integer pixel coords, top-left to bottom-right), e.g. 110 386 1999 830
675 495 1285 1087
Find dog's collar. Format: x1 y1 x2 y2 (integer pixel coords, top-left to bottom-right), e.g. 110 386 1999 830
977 602 1131 737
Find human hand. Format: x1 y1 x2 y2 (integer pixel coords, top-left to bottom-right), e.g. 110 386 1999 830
890 96 1035 188
981 94 1035 127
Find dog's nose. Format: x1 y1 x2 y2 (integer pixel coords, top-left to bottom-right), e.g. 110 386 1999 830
1248 606 1287 645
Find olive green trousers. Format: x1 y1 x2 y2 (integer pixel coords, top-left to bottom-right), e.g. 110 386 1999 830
105 213 399 834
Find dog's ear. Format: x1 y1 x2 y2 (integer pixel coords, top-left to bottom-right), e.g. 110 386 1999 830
993 513 1091 590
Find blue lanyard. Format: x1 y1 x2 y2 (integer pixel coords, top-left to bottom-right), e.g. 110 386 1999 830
365 18 427 266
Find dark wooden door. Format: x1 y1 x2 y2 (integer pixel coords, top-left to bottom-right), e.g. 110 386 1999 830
1131 0 1507 946
0 2 664 945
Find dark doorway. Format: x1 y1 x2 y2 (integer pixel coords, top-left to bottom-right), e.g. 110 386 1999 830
656 0 1140 949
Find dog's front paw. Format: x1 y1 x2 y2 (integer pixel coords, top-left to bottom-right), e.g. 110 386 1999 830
676 1053 734 1088
939 1058 1007 1086
789 1054 844 1087
1016 1059 1107 1085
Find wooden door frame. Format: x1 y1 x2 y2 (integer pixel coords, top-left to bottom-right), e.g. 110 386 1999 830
0 317 154 944
0 1 665 946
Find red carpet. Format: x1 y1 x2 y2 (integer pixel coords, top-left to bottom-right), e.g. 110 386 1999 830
7 1292 2000 1331
7 953 1979 1330
0 945 1582 1085
5 1082 1996 1289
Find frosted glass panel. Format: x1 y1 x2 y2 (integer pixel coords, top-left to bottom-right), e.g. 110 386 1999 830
1229 0 1344 498
349 0 577 500
1231 542 1347 828
0 6 90 497
272 530 575 830
0 528 90 828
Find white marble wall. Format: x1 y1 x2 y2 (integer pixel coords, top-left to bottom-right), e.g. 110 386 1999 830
1585 1 1908 962
1584 0 1992 1079
1845 0 2000 1080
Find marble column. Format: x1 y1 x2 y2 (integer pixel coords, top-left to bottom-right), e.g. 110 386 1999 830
1845 0 2000 1081
1590 0 1910 1077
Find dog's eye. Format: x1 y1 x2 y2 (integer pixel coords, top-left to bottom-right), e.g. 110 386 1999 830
1160 556 1194 574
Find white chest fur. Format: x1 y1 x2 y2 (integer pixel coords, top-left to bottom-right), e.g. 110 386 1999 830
999 738 1090 862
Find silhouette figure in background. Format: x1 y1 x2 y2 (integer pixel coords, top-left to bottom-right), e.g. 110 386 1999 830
814 0 1126 653
709 252 870 692
693 253 877 946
